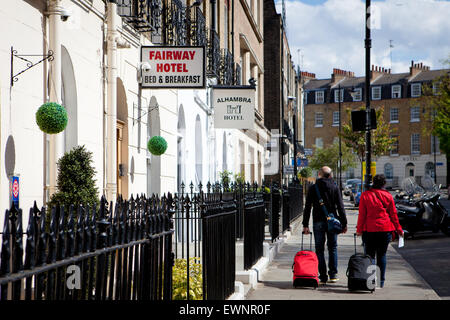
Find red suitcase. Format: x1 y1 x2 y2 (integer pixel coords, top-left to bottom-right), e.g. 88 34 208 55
292 232 319 288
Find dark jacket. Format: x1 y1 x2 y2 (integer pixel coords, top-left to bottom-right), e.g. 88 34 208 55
302 178 347 228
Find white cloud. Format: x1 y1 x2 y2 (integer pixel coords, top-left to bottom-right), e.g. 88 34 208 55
277 0 450 78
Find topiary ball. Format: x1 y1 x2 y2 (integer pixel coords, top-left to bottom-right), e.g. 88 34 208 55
36 102 68 134
147 136 168 156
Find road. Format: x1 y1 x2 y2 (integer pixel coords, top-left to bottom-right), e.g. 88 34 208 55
393 231 450 299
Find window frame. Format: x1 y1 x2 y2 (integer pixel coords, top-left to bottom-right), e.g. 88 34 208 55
315 90 324 104
352 88 362 102
411 133 420 154
384 163 394 179
315 137 323 149
332 111 340 126
391 85 401 99
390 107 399 123
431 135 440 155
315 112 324 127
411 83 421 97
372 86 381 100
390 134 399 155
334 88 344 103
410 106 421 122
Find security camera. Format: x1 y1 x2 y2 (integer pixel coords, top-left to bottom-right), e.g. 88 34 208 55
60 8 72 21
141 62 151 73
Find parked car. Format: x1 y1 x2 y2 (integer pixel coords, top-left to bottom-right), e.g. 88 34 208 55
353 183 362 207
344 179 360 197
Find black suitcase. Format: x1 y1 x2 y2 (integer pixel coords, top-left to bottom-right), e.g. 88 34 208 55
346 233 375 292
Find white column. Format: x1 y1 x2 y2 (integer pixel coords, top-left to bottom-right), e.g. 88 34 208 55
106 1 118 201
47 0 64 197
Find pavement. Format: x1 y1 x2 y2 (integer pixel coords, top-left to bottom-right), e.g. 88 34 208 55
245 198 442 300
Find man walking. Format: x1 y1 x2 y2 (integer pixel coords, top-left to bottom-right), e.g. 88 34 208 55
302 166 347 284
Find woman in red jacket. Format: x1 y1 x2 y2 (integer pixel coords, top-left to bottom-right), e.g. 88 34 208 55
356 174 404 288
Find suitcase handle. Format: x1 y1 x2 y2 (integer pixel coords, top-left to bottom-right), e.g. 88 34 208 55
301 231 313 251
354 233 366 254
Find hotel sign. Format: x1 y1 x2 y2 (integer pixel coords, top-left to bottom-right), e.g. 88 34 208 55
140 46 205 88
213 87 255 129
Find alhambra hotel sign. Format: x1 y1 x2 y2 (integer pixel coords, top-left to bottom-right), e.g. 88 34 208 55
213 87 255 129
140 46 206 88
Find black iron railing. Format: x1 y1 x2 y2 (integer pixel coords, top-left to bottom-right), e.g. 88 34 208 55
234 63 241 85
117 0 162 33
219 49 234 85
187 6 207 47
200 185 236 300
0 195 174 300
243 189 265 270
207 30 220 79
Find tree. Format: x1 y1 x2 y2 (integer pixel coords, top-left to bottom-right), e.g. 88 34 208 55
308 141 356 176
339 106 396 182
48 145 100 209
422 59 450 155
422 58 450 184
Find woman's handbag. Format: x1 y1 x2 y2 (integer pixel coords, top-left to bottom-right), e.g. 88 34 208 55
314 184 343 234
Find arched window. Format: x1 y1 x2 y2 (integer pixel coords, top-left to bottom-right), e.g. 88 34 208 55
384 163 394 179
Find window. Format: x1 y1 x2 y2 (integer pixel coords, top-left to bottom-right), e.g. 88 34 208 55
333 137 339 144
390 135 399 155
390 107 399 123
372 86 381 100
315 91 324 104
431 135 440 154
315 112 324 127
410 106 420 122
391 85 401 98
425 162 435 179
384 163 394 179
411 83 421 97
332 111 340 126
334 88 344 103
315 137 323 149
433 82 441 96
411 133 420 154
352 88 362 101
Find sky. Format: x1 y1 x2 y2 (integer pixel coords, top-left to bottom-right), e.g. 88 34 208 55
275 0 450 79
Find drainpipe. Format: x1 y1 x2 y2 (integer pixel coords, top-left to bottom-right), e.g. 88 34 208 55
47 0 64 198
106 0 118 202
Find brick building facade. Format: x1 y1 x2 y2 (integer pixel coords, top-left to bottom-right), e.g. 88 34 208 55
303 62 449 188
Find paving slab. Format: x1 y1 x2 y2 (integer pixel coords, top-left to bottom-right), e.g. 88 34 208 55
246 200 441 300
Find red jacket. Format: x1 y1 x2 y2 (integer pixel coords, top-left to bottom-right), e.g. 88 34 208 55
357 188 403 233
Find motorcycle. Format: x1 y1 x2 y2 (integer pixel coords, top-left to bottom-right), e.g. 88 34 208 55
395 176 450 239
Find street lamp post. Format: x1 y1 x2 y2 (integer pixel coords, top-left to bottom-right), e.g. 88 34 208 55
364 0 372 191
288 96 298 182
338 83 342 192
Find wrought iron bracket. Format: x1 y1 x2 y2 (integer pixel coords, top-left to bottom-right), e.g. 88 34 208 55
10 46 54 87
133 102 159 126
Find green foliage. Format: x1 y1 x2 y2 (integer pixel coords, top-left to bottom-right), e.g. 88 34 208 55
218 170 232 186
36 102 68 134
172 258 203 300
234 172 245 185
299 167 313 179
308 141 356 174
48 145 99 209
340 106 396 162
422 58 450 155
147 136 168 155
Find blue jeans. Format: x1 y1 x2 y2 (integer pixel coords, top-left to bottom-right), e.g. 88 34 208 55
313 221 338 281
362 232 392 285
